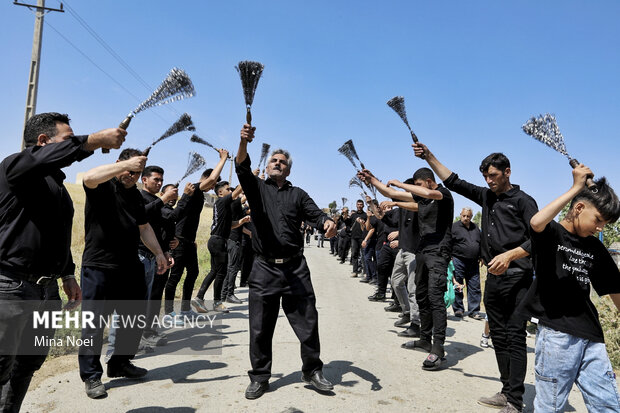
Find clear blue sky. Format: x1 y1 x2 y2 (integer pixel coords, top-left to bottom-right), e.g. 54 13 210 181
1 0 619 216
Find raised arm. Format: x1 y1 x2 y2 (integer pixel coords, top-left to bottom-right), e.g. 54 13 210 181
199 149 229 191
530 164 592 233
358 170 413 202
413 142 453 182
82 156 146 189
387 179 443 200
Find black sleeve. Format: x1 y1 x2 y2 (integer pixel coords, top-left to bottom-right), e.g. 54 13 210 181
144 197 164 218
518 194 539 255
381 208 399 227
300 189 331 231
443 172 486 207
5 135 92 186
235 155 262 209
591 242 620 296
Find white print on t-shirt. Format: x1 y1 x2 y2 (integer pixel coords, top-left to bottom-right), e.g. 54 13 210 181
558 245 594 287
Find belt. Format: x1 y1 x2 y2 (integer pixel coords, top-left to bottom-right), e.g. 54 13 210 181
257 251 302 265
0 270 58 286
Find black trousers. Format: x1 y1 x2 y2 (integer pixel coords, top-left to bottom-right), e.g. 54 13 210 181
165 240 199 313
414 247 449 355
78 264 146 381
350 238 363 273
485 269 532 408
0 273 60 413
338 236 350 263
222 239 241 299
197 236 228 302
144 267 170 336
248 255 323 382
239 239 254 286
376 243 397 295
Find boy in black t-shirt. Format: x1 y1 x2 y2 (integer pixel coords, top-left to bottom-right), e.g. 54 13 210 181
192 181 245 313
522 164 620 412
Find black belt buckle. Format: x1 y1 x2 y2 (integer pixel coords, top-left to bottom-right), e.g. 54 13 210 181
36 276 53 285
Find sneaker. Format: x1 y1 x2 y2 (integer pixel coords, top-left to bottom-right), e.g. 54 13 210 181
478 392 508 408
350 272 358 278
141 333 167 347
359 278 370 283
454 310 464 318
162 311 185 327
107 361 147 379
225 294 243 304
394 314 410 327
191 297 209 313
84 378 107 399
213 301 230 313
180 309 205 321
469 312 484 320
368 292 386 301
384 302 402 312
480 334 490 348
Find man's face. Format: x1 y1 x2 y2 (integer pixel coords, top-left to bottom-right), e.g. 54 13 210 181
38 122 74 146
356 201 364 212
217 184 232 197
117 156 142 189
460 209 473 226
413 178 432 189
574 201 609 238
266 154 290 180
342 208 349 216
482 166 511 193
142 172 163 195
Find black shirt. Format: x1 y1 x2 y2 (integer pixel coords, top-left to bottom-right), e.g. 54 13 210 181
413 184 453 253
350 210 368 240
211 193 234 238
519 220 620 342
82 178 147 269
139 189 167 254
161 193 191 246
382 207 419 253
229 198 244 243
374 209 398 246
235 154 331 258
443 172 538 272
451 221 481 261
175 184 204 243
0 135 92 276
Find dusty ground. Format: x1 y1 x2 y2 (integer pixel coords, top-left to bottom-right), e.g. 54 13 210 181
22 246 591 413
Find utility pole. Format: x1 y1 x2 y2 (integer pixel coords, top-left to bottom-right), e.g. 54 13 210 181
14 0 64 149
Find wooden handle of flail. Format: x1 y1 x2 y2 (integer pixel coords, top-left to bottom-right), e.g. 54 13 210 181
246 107 252 126
569 158 597 192
411 130 425 159
102 115 133 154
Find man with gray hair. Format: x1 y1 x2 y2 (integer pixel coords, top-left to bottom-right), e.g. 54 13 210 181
450 207 482 319
236 125 337 400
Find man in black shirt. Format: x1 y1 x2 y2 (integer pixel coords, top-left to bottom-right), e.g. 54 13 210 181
192 181 245 313
362 168 454 370
139 168 193 345
350 200 367 277
164 150 228 320
236 124 337 400
366 199 399 301
0 112 125 412
414 143 537 412
450 207 482 319
337 208 352 263
78 148 171 399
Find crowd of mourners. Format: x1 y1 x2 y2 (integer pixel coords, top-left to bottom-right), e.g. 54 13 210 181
0 112 619 413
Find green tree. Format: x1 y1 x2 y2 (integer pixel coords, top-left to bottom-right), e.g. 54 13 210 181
472 211 481 227
328 201 337 215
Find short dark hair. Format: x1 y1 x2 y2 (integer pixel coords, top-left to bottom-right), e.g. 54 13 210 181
161 184 176 193
413 167 436 183
118 148 143 161
201 168 222 182
404 177 416 185
23 112 71 147
142 165 164 178
570 177 620 222
479 153 510 173
356 199 364 204
214 181 229 194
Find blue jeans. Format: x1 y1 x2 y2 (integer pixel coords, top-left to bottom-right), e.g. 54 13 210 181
451 256 481 314
535 325 620 412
